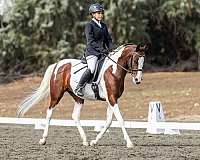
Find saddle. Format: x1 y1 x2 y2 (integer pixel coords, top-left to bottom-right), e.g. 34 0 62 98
80 54 106 82
73 54 106 101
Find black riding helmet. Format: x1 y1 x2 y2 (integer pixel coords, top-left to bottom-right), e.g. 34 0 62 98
89 3 104 14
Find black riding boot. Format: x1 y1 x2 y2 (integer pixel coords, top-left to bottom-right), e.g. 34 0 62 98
75 69 91 96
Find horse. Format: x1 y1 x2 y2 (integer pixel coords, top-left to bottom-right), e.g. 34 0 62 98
17 43 149 148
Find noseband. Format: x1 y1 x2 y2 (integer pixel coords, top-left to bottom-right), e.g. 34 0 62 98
128 52 145 73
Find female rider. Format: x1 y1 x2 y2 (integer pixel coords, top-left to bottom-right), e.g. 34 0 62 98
75 3 115 96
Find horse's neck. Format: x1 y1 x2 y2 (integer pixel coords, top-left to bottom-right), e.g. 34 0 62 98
107 51 127 97
107 47 127 78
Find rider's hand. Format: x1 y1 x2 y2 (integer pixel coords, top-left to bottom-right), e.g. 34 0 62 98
101 48 109 54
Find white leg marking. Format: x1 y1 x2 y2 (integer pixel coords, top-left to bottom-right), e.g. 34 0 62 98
72 102 88 146
39 108 53 145
90 106 113 146
112 104 133 148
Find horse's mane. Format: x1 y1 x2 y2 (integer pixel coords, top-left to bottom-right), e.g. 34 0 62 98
109 43 135 55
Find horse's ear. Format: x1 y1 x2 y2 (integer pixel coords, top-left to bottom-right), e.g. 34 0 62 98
136 44 141 52
144 42 151 53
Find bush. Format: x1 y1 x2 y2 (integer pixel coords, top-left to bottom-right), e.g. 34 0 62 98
0 0 200 74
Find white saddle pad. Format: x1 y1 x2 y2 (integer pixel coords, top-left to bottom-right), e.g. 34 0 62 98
70 60 104 100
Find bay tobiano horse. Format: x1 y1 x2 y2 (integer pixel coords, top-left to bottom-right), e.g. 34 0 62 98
17 43 149 148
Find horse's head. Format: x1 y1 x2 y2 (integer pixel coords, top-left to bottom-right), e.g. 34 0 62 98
126 43 149 85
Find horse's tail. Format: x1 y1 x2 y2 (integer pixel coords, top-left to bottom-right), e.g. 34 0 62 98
17 63 56 117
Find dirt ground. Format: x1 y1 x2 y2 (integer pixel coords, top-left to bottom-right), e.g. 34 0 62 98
0 72 200 160
0 125 200 160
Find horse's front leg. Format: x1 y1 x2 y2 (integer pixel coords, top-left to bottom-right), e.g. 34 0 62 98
90 105 113 146
112 103 133 148
72 102 88 146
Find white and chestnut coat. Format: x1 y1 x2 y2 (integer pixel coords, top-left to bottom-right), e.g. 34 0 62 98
17 44 148 148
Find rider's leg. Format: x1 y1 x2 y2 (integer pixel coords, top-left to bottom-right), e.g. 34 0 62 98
75 55 98 96
87 55 98 74
75 68 91 97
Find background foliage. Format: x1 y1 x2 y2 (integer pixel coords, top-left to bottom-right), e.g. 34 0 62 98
0 0 200 74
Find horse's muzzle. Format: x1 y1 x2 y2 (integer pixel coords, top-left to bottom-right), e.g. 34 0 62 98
136 81 141 85
132 77 141 85
135 78 141 84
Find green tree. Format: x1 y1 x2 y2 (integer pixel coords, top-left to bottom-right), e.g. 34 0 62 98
0 0 200 75
144 0 200 70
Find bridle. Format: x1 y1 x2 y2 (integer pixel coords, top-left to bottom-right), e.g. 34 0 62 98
128 52 145 73
103 51 145 76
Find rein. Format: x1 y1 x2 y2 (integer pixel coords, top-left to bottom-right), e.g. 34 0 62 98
102 51 144 75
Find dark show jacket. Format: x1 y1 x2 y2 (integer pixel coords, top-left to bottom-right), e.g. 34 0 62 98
85 20 114 57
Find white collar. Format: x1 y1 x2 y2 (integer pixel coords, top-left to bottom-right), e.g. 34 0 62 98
92 18 102 28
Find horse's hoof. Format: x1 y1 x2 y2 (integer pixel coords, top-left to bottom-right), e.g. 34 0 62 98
90 140 97 146
83 141 89 146
39 138 46 145
127 142 134 148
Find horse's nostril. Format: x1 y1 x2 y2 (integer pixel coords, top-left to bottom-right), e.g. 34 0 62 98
136 81 141 84
135 78 138 82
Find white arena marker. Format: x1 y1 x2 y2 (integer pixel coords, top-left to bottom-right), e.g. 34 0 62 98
146 101 180 135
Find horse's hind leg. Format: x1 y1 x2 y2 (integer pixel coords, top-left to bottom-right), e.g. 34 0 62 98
69 91 88 146
39 73 65 145
39 106 54 145
39 95 63 145
72 102 88 146
90 105 113 146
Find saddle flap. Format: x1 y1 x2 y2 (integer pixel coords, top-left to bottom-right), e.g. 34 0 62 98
71 60 88 83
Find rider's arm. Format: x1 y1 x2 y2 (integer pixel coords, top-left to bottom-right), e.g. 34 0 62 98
104 25 115 51
85 23 101 51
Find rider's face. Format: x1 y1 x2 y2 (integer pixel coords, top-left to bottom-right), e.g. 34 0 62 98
92 11 104 21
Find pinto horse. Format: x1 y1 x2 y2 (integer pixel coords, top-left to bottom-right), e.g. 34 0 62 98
17 43 148 148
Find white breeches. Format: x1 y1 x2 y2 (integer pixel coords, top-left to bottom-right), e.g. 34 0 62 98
86 55 98 74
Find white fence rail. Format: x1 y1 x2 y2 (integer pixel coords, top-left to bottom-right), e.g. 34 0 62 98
0 117 200 131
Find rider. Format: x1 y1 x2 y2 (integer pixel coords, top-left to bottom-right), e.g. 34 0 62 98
75 3 115 97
